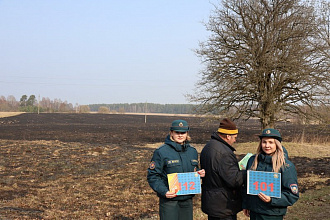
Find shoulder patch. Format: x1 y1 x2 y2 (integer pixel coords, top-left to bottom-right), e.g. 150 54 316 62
149 161 156 170
285 163 291 168
290 184 299 194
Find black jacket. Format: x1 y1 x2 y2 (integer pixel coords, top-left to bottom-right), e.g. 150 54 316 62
200 132 245 217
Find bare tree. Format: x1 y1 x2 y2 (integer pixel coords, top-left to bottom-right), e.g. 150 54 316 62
98 106 110 114
40 97 52 112
7 95 18 111
190 0 330 128
79 105 90 113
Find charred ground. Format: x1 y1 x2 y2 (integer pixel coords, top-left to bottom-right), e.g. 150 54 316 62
0 113 328 219
0 113 328 144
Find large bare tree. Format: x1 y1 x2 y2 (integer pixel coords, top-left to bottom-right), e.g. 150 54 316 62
190 0 330 128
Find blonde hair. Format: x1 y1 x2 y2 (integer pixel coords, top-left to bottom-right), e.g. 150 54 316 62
250 139 285 173
169 131 191 142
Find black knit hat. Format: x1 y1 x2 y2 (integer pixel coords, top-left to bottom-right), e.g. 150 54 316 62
217 118 238 135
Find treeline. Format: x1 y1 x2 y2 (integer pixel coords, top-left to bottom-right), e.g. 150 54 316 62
89 103 197 114
0 95 76 113
0 95 197 114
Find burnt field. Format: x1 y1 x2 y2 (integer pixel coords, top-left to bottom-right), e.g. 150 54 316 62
0 113 329 144
0 113 329 219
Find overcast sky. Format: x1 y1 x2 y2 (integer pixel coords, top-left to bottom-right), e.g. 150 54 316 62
0 0 215 105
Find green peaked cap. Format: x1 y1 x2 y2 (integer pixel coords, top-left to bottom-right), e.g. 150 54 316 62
170 120 190 132
259 128 282 142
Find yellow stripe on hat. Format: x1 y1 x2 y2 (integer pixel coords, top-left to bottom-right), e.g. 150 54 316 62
218 128 238 134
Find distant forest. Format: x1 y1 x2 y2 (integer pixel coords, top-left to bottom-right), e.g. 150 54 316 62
88 103 197 114
0 95 197 114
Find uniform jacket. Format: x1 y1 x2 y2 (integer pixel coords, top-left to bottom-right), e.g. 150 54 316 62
200 132 244 218
147 135 199 201
242 153 299 216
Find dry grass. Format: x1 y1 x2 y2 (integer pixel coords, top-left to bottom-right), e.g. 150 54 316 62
285 185 329 220
280 142 330 158
144 142 330 158
0 112 24 118
0 140 158 219
0 139 328 219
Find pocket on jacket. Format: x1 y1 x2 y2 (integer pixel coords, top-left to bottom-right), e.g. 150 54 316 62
166 162 180 167
165 161 181 173
190 160 199 167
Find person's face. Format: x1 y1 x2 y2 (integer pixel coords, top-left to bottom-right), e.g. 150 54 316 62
226 134 237 145
261 137 277 155
170 131 187 144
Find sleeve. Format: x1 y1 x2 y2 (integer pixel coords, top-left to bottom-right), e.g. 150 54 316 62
241 188 248 209
147 149 169 197
193 147 200 171
241 156 255 209
218 152 244 189
271 163 299 207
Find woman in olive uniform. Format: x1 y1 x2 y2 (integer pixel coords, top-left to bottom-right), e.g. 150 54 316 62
242 129 299 220
147 120 205 220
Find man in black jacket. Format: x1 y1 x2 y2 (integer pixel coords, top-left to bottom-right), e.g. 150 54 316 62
200 118 245 220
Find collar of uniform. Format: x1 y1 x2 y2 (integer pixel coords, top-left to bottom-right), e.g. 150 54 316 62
165 135 187 152
211 132 236 152
258 153 272 164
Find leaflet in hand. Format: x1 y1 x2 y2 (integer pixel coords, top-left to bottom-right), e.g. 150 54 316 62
238 153 253 170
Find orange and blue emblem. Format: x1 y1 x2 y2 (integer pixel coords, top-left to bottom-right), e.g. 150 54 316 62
290 184 298 194
149 161 156 169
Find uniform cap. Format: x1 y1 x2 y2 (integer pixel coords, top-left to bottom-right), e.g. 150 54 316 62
259 128 282 142
170 120 190 132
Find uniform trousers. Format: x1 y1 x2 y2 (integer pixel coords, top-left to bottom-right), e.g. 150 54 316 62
159 197 193 220
208 214 237 220
250 211 283 220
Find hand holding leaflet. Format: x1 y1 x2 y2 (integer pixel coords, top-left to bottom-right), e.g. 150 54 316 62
238 153 253 170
